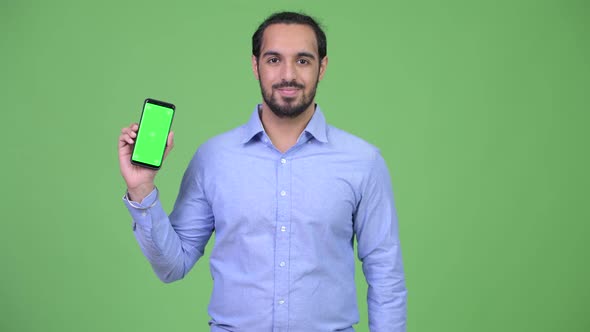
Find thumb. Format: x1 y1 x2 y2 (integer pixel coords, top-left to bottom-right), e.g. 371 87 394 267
164 131 174 159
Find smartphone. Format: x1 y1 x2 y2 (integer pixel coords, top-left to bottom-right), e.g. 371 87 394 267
131 98 175 169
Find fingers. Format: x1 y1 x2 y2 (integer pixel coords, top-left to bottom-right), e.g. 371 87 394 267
120 123 138 134
119 123 139 146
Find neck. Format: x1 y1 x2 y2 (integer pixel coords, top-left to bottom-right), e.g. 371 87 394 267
260 103 315 153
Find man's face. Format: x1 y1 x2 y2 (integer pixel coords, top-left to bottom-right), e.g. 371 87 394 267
252 23 328 118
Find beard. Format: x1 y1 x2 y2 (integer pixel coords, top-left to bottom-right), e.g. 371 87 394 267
259 75 319 119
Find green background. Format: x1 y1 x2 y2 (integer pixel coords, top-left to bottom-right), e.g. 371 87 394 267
1 0 588 331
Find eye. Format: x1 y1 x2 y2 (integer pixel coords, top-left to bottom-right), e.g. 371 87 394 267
297 59 310 65
267 57 280 64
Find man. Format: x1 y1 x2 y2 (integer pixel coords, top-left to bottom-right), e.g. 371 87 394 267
118 11 407 332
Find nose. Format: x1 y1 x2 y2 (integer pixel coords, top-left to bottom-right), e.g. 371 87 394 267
280 61 297 82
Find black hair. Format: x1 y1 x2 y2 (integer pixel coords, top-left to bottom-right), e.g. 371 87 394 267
252 11 327 61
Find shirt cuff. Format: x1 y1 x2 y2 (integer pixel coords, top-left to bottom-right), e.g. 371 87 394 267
122 187 159 230
123 187 158 207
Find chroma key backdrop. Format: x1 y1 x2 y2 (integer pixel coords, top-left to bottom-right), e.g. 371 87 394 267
1 1 588 331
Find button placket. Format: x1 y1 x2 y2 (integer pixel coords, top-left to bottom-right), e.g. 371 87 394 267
274 154 291 328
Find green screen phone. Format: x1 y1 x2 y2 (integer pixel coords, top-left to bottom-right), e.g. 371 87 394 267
131 98 175 169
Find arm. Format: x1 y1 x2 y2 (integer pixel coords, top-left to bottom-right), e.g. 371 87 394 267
119 123 214 283
123 154 214 283
354 153 407 332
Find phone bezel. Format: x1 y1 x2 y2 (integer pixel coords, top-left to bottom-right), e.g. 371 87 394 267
130 98 175 170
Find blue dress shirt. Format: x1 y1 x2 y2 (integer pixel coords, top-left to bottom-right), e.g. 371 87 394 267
123 105 407 332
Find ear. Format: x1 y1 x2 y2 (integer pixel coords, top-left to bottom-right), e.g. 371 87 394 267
252 55 260 80
318 56 328 81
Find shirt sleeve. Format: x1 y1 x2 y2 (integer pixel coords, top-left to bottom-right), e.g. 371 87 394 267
122 153 215 283
353 152 407 332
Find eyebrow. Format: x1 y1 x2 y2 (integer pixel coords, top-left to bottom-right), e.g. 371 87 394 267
262 50 317 60
297 51 316 60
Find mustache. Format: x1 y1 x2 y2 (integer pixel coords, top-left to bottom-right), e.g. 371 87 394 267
273 81 304 89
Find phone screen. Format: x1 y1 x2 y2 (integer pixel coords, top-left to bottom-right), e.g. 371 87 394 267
131 99 175 169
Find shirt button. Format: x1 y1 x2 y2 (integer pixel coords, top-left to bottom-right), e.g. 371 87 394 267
278 300 285 305
281 226 286 232
280 190 287 196
280 158 286 164
280 261 286 267
141 212 147 217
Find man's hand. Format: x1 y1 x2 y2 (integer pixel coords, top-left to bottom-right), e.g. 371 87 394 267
118 122 174 202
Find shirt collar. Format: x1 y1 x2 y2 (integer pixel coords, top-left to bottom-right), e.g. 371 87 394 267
240 105 265 144
241 104 329 144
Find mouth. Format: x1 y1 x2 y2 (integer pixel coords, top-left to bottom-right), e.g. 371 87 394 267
276 88 300 97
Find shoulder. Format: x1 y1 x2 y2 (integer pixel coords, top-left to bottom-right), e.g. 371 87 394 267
324 124 393 185
199 125 244 153
325 124 382 162
188 124 246 169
